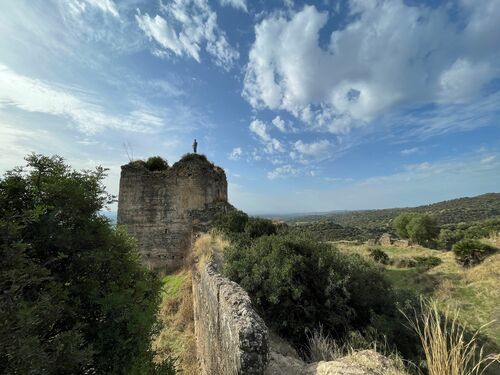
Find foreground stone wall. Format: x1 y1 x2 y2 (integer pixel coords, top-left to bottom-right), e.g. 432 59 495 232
193 257 269 375
117 154 231 273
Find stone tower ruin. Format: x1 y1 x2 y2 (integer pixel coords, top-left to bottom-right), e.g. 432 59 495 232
117 154 233 274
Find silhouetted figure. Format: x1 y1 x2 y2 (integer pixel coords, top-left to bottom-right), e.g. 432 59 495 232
193 139 198 154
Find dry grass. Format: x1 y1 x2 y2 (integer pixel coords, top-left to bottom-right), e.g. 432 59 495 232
154 270 198 375
305 326 410 374
401 299 500 375
154 232 230 373
193 231 229 269
305 326 345 362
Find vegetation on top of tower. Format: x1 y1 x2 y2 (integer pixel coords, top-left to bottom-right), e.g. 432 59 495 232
145 156 169 171
124 156 170 172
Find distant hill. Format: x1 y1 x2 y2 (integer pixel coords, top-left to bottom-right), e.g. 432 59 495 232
285 193 500 242
287 193 500 228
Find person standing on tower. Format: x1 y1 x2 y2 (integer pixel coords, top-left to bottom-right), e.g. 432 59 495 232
193 139 198 154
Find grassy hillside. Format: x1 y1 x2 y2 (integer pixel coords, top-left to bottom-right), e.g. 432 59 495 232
286 193 500 242
287 193 500 228
335 240 500 351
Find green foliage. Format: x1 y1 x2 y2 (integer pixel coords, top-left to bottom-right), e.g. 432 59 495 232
213 210 249 233
413 256 442 271
453 239 494 267
289 220 381 242
368 248 390 265
407 214 439 246
438 228 465 250
393 212 417 239
244 217 277 238
223 234 394 346
145 156 169 171
0 154 175 375
393 257 418 268
392 212 439 246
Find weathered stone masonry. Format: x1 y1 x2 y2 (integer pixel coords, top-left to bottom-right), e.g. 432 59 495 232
193 256 269 375
117 154 232 274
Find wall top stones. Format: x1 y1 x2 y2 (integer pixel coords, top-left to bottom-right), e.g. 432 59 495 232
192 250 269 375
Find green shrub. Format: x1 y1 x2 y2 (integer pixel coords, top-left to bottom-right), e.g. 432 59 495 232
244 217 277 238
0 155 174 374
437 228 464 250
212 210 249 233
413 256 442 271
368 248 390 264
144 156 169 171
393 257 418 268
223 234 394 346
452 239 494 267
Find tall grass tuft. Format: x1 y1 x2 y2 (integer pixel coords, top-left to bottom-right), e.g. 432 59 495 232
401 299 499 375
305 326 411 374
305 325 344 362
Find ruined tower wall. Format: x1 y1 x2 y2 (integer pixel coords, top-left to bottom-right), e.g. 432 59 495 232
117 155 230 274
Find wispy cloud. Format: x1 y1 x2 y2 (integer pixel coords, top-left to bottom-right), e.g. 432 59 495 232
400 147 419 155
267 164 299 179
136 0 239 69
229 147 243 160
0 64 165 134
249 119 284 154
69 0 120 18
220 0 247 12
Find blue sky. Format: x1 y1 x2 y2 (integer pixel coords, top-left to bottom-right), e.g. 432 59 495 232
0 0 499 214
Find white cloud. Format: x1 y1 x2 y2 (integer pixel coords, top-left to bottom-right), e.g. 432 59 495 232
439 59 494 103
0 64 163 134
401 147 419 155
481 155 496 164
136 13 184 57
267 164 299 179
67 0 119 18
243 1 500 134
83 0 119 17
229 147 242 160
294 139 330 157
272 116 286 132
220 0 247 12
249 119 284 154
136 0 239 69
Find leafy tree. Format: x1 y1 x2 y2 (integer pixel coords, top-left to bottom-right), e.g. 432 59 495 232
223 234 393 346
393 213 417 239
0 155 175 374
393 213 439 246
244 217 277 238
406 214 439 246
453 239 494 267
213 210 248 234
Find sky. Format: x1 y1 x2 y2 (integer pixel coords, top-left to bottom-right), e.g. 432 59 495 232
0 0 499 215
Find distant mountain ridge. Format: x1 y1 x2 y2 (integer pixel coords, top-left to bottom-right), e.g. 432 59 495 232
285 193 500 229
